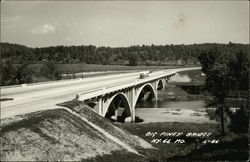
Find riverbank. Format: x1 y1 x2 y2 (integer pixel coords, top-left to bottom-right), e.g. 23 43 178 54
135 108 216 124
118 69 248 161
160 69 211 101
135 69 216 124
118 122 248 161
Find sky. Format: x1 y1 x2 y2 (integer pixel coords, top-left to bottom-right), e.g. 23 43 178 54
1 1 249 48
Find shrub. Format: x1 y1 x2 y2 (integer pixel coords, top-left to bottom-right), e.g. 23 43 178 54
40 61 61 80
228 106 249 133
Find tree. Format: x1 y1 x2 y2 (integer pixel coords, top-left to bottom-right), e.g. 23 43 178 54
1 59 16 86
1 42 249 66
198 47 219 74
40 61 61 80
128 53 139 66
15 61 34 84
198 48 236 135
228 104 249 133
0 60 34 85
205 64 236 135
228 51 249 90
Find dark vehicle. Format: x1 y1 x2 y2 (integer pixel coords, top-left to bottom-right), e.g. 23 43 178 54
139 71 149 79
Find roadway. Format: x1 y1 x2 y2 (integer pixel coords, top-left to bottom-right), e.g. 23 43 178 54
1 68 200 119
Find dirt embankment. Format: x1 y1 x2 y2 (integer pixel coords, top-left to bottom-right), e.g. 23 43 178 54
168 73 192 83
1 105 152 161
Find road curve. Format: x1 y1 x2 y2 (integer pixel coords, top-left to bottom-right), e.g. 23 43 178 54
1 67 200 119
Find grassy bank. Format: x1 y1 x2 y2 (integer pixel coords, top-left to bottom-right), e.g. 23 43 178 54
0 107 151 161
1 109 124 161
1 102 248 161
30 63 181 83
118 122 248 161
158 69 211 101
32 63 181 74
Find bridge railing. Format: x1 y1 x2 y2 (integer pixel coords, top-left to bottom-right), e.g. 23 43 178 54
76 70 177 101
76 67 201 101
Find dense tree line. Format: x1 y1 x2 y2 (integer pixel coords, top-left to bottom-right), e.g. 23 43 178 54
1 42 249 66
1 42 249 86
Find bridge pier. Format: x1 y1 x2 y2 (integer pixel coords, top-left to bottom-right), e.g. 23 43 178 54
94 98 103 115
127 87 136 123
162 78 166 90
84 76 171 123
152 81 158 101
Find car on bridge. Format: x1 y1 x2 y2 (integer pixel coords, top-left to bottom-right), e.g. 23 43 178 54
139 71 150 79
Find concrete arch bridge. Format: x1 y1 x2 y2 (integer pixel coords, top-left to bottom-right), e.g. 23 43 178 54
76 67 200 122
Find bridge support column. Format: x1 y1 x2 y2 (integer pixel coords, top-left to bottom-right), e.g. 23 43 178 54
94 97 103 115
162 78 166 90
152 81 158 101
128 87 136 123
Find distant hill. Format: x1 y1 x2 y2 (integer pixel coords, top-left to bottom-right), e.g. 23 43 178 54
1 42 249 65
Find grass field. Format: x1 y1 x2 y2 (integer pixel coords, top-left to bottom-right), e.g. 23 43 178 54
88 121 248 161
30 63 184 83
32 63 183 74
117 122 248 161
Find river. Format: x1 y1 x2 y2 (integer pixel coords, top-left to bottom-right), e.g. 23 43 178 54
136 100 206 110
135 99 216 124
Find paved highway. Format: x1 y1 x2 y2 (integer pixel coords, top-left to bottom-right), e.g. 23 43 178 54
1 68 200 119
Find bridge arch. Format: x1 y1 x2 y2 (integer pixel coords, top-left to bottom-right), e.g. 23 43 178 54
135 83 157 105
157 79 164 90
103 92 131 122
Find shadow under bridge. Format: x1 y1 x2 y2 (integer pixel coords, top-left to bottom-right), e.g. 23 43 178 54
84 78 167 123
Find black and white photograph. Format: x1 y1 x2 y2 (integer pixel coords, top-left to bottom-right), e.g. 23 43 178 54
0 1 249 161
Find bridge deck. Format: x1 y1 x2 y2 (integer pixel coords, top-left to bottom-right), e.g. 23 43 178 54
1 67 200 118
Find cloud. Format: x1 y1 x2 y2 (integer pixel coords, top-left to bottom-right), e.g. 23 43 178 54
30 24 56 34
2 15 24 24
